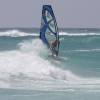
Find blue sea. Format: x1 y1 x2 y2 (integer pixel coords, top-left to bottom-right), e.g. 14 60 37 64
0 28 100 100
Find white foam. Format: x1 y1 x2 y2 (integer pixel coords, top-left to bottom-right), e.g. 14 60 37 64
0 39 79 81
0 30 100 37
72 49 100 52
0 30 38 37
59 32 100 36
0 39 100 90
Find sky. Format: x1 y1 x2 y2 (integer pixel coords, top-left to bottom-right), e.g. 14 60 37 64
0 0 100 28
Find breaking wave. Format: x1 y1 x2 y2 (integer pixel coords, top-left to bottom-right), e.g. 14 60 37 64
0 39 100 91
0 30 38 37
60 32 100 36
71 49 100 52
0 30 100 37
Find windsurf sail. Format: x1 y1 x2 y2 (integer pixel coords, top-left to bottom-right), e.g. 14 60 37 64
40 5 60 56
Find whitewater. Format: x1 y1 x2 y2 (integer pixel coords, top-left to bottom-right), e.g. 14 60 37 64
0 28 100 100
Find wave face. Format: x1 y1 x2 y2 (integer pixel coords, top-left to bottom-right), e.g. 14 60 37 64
0 28 100 92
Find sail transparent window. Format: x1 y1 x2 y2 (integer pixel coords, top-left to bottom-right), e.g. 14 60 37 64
49 20 56 33
45 28 56 44
45 11 52 22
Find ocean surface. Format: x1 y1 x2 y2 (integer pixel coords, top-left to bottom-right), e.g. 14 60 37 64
0 28 100 100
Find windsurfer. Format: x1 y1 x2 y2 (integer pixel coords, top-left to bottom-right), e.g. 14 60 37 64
50 40 60 56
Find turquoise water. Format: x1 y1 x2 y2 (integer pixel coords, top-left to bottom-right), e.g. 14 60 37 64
0 28 100 100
